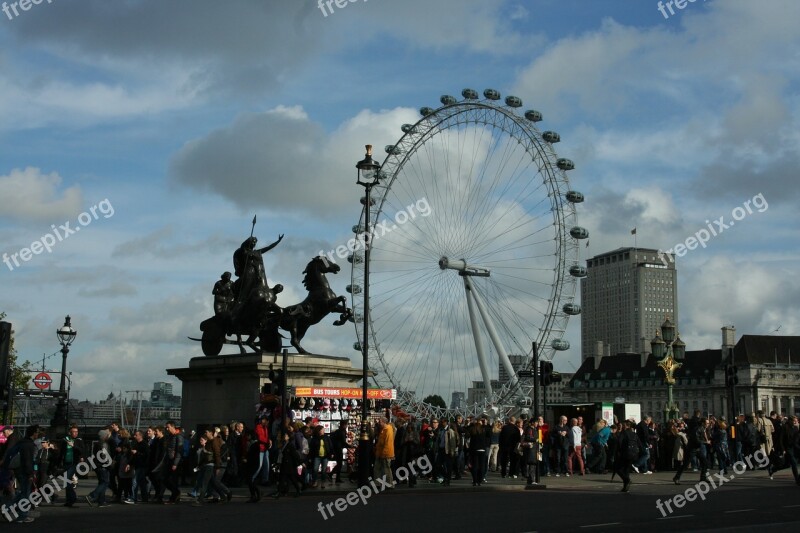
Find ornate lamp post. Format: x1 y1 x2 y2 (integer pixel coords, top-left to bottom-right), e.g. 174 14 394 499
51 316 76 435
652 316 685 422
355 145 381 487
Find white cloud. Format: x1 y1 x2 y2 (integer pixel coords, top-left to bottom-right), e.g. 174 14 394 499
170 105 419 216
0 167 83 221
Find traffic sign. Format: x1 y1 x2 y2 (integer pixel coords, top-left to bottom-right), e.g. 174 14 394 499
32 372 52 390
517 370 535 378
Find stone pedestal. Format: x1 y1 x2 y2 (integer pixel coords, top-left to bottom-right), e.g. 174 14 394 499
167 352 364 431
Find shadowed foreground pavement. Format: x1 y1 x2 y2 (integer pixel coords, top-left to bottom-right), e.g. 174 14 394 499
3 469 798 532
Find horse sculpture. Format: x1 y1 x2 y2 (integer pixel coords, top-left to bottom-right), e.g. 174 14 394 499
279 256 352 354
197 255 351 355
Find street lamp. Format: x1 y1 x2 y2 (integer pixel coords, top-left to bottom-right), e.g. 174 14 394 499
653 316 684 422
51 316 76 435
356 145 381 487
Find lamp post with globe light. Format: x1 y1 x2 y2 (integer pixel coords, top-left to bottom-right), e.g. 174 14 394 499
355 145 381 487
652 316 685 423
51 316 76 436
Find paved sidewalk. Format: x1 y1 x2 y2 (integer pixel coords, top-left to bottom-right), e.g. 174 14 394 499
6 464 787 509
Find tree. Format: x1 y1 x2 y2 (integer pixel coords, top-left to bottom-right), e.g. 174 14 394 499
422 394 447 409
1 312 36 406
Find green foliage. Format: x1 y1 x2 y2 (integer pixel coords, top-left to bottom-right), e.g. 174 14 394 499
422 394 447 409
0 312 36 392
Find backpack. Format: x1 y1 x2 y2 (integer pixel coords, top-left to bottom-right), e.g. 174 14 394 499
3 442 22 471
624 431 640 462
8 451 21 470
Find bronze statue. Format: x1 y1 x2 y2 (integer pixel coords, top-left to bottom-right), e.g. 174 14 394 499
195 226 351 356
232 234 283 308
278 256 352 354
212 272 234 314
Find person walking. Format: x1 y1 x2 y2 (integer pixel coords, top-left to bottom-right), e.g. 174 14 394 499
253 416 271 486
567 418 585 476
160 421 184 504
309 425 334 489
10 425 40 522
468 418 490 486
488 421 501 473
58 425 86 507
86 429 112 507
130 429 150 503
272 430 303 499
330 420 354 484
614 420 638 493
498 417 521 479
374 417 396 487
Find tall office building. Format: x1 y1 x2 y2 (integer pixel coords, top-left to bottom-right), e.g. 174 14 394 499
499 355 527 384
580 247 678 360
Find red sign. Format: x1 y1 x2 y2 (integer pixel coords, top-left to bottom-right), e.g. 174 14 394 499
32 372 52 390
293 387 396 400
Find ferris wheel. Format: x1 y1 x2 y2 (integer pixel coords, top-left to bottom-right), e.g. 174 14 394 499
348 88 587 419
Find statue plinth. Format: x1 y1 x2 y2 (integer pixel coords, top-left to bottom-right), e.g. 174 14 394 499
167 352 364 431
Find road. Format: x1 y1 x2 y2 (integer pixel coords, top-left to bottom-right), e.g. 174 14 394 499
5 469 798 532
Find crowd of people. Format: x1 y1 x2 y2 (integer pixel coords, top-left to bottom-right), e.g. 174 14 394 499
534 409 800 492
0 408 797 523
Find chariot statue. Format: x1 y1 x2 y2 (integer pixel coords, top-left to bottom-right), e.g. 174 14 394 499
193 219 351 355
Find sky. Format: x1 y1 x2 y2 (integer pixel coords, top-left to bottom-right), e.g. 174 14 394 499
1 0 798 405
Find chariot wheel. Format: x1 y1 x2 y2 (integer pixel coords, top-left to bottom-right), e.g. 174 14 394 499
201 319 225 356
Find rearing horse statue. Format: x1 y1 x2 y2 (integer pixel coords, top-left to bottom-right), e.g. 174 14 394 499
277 256 352 354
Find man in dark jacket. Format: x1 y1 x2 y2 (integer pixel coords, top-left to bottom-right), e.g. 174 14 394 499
331 420 354 484
162 421 183 504
614 420 637 493
147 427 165 503
634 416 652 474
59 425 86 507
130 430 150 503
9 425 40 522
552 416 570 476
193 428 231 505
499 417 521 479
782 415 800 485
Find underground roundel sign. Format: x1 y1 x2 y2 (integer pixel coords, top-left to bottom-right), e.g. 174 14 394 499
32 372 52 390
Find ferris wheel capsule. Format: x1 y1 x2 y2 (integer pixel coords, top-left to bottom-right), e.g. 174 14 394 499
542 131 561 143
557 158 575 171
524 110 543 122
569 265 588 278
551 339 570 351
566 191 584 203
570 226 589 239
